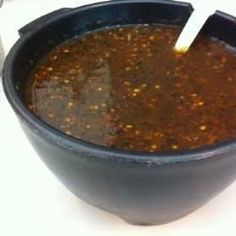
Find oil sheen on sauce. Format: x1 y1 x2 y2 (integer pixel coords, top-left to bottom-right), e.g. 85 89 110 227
25 25 236 152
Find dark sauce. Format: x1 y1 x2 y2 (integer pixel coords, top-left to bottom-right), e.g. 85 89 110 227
25 25 236 152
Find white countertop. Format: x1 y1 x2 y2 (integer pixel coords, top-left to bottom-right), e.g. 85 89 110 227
0 1 236 236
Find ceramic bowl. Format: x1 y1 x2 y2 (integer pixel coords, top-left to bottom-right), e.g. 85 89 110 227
2 0 236 225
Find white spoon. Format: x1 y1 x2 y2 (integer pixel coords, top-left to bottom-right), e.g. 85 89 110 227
174 4 216 53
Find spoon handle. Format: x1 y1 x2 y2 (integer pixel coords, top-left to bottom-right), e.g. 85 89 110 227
174 7 215 53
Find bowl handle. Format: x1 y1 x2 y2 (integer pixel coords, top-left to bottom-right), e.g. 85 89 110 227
18 8 71 36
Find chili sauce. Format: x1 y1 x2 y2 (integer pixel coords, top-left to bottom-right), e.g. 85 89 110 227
24 25 236 152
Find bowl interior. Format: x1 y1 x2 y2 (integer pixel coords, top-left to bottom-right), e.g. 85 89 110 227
3 0 236 161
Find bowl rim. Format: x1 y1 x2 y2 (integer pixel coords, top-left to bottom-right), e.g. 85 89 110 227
2 0 236 165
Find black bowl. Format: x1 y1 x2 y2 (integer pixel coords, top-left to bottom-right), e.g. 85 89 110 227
2 0 236 225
